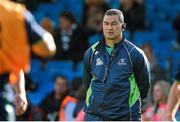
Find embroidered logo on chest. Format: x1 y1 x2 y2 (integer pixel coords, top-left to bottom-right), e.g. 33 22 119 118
96 58 103 66
117 58 127 66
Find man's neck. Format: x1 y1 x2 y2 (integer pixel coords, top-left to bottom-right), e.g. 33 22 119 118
105 34 122 47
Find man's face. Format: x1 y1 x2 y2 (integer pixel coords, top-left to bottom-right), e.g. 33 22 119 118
103 15 123 40
54 77 68 95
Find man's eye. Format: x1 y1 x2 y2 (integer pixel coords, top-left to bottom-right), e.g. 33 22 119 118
112 23 117 25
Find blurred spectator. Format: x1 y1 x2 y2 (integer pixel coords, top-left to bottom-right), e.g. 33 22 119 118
39 75 69 120
82 0 109 37
83 0 109 24
141 43 168 84
140 42 169 113
28 106 45 120
119 0 146 34
40 17 55 36
140 43 167 113
54 11 88 65
143 81 171 121
86 8 103 34
57 78 77 121
68 77 86 120
173 13 180 49
141 43 168 104
24 74 37 92
86 8 104 46
70 77 83 98
58 95 77 121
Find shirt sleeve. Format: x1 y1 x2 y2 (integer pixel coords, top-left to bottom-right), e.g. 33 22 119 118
24 10 47 44
131 48 151 99
64 102 76 121
83 48 93 90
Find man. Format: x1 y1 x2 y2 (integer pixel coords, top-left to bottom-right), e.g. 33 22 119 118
83 9 150 121
0 0 56 120
167 70 180 121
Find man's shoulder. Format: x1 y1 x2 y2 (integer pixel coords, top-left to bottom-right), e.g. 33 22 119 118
83 42 100 61
85 42 99 54
124 39 149 66
91 42 99 51
124 39 144 55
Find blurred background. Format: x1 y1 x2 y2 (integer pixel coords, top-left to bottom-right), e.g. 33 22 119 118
13 0 180 120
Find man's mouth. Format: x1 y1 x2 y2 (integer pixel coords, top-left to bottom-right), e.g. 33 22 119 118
107 32 114 34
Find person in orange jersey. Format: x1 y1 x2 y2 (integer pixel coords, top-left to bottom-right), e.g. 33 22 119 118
56 76 77 121
58 95 77 121
0 0 56 120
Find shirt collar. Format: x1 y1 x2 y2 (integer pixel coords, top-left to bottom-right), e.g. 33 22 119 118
96 35 125 51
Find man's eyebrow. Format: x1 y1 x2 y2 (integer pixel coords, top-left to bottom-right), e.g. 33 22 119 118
104 21 118 23
112 21 118 23
104 21 109 23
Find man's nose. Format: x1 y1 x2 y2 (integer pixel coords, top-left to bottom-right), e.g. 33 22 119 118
107 25 113 29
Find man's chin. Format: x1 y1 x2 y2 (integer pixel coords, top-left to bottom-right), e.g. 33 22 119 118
105 36 115 40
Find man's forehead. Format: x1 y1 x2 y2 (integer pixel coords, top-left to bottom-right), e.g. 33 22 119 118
103 15 120 22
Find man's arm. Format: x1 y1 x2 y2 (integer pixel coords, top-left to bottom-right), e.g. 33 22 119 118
83 48 93 90
31 32 56 57
132 49 151 99
24 10 56 58
13 70 28 116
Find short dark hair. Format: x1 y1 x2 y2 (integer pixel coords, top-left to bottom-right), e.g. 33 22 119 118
53 74 68 83
60 11 76 23
104 9 124 23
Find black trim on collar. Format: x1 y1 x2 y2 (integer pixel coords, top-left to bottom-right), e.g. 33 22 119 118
95 35 125 51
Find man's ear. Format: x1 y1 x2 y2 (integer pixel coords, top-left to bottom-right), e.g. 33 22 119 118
122 23 126 31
